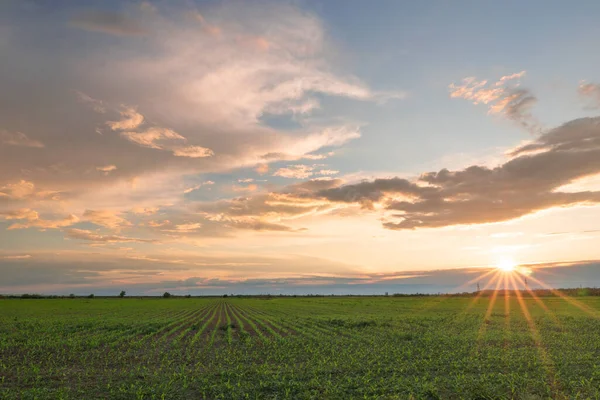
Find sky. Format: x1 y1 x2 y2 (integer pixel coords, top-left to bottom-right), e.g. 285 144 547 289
2 0 600 295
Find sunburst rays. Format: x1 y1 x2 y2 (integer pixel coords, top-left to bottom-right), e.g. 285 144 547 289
466 262 600 398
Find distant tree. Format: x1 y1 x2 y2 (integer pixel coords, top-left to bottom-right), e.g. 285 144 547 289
88 294 94 299
119 290 126 298
185 294 191 298
223 294 228 298
69 293 75 299
163 292 172 298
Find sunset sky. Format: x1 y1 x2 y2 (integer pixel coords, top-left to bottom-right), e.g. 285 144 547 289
2 0 600 295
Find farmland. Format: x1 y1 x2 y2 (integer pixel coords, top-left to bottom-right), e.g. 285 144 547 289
1 295 600 399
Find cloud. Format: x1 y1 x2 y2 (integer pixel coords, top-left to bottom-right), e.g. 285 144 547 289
0 130 44 148
274 165 316 179
449 71 540 133
0 180 63 202
232 184 258 192
0 180 36 199
578 82 600 108
308 117 600 229
273 164 336 179
318 169 339 176
184 185 202 194
183 180 215 194
172 145 214 158
130 206 159 215
224 219 298 232
106 107 145 131
96 165 117 174
66 228 158 243
315 177 427 207
74 91 106 113
195 182 341 232
70 10 147 36
1 209 79 230
1 254 31 260
119 127 185 150
100 104 216 158
172 223 202 233
3 252 600 295
256 164 269 174
509 117 600 156
0 209 39 221
496 71 526 85
82 210 130 230
13 215 79 231
0 2 390 211
303 152 334 160
196 115 600 232
189 11 222 37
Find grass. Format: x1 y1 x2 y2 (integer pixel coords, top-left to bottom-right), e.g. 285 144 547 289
1 295 600 399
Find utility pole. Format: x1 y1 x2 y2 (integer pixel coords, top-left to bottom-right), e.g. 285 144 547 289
477 282 480 293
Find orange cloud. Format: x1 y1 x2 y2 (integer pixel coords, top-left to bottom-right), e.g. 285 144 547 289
1 209 78 230
0 130 44 148
449 71 539 133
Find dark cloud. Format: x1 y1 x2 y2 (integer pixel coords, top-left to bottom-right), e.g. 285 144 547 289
315 177 430 208
0 252 365 294
307 117 600 230
70 11 147 36
498 88 540 133
3 254 599 295
184 116 600 233
510 117 600 156
286 178 343 194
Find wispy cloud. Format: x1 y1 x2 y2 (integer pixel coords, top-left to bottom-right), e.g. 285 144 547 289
449 71 540 133
70 10 147 36
101 104 215 158
578 82 600 109
66 229 158 243
273 164 338 179
184 180 214 194
1 254 31 260
96 165 117 174
0 130 44 148
274 165 316 179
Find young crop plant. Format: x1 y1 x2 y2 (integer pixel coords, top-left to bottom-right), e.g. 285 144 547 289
2 296 600 399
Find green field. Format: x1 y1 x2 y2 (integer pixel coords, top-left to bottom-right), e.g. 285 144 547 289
2 295 600 399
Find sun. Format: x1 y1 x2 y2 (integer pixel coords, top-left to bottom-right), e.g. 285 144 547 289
496 258 517 272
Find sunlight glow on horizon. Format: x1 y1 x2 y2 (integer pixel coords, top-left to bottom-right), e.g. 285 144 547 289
496 257 517 272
